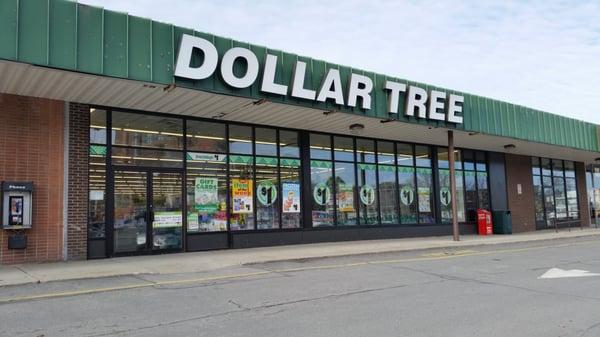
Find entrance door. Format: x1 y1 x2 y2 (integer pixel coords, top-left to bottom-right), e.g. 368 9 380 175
113 170 183 254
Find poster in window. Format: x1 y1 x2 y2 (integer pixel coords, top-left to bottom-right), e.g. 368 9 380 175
337 184 355 212
418 187 431 212
282 182 301 213
232 179 253 214
194 178 219 213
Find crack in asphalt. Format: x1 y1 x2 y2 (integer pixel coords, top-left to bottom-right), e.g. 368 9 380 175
83 280 442 337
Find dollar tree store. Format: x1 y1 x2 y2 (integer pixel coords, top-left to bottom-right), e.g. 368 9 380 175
0 0 598 263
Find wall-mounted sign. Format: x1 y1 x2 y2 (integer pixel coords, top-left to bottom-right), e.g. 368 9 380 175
174 34 464 124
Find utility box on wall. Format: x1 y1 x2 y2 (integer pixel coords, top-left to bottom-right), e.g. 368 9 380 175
2 181 34 229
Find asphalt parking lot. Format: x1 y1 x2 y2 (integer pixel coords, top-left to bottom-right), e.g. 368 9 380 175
2 235 600 337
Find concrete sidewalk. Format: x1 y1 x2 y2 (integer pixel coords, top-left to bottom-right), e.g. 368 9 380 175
1 228 600 287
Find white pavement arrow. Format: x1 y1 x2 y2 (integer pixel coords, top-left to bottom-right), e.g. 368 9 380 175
538 268 600 279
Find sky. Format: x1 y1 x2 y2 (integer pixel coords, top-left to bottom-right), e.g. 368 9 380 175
79 0 600 123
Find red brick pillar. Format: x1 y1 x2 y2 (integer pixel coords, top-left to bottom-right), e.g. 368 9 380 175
505 154 536 232
576 162 590 226
67 103 90 260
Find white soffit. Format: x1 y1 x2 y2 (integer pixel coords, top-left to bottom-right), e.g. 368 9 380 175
0 60 597 164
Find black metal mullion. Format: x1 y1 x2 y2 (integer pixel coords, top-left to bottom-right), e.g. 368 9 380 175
276 130 282 229
432 146 441 225
252 127 257 230
353 137 360 226
374 141 381 225
182 118 187 251
106 108 114 257
146 171 153 252
225 125 231 246
413 144 420 224
331 135 338 226
394 142 401 225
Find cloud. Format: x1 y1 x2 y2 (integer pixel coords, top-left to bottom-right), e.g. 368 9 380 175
80 0 600 123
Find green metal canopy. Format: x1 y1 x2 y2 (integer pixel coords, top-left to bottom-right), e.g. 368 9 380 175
0 0 598 152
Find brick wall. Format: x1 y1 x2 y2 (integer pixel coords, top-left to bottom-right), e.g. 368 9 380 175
67 102 90 260
505 154 536 232
576 162 590 226
0 94 64 264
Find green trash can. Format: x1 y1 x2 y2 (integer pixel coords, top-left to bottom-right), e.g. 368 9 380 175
492 210 512 234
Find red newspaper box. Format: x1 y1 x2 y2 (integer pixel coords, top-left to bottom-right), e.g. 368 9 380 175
477 209 493 235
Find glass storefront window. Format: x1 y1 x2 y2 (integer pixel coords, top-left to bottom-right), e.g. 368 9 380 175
311 160 334 226
356 139 376 163
541 158 552 176
543 176 555 226
455 171 466 222
475 151 487 172
464 171 477 222
229 125 253 154
256 156 279 229
88 154 106 239
415 145 431 167
90 108 107 144
554 176 567 219
229 155 254 230
255 128 277 157
358 163 378 225
377 141 395 165
187 120 226 153
552 160 564 177
476 171 490 210
398 166 417 223
438 169 452 223
334 136 354 161
564 161 575 178
378 165 398 224
533 175 545 223
397 143 414 166
335 162 357 226
533 157 580 227
281 159 302 228
438 148 449 169
112 111 183 149
532 157 541 176
462 150 475 171
186 153 228 233
417 168 434 223
111 147 183 168
310 133 332 160
279 130 299 158
566 177 578 219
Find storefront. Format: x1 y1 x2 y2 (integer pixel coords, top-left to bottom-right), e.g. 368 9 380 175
0 1 598 263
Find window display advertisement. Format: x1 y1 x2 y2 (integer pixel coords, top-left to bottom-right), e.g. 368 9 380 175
195 178 219 213
282 182 301 213
232 179 253 214
153 211 183 228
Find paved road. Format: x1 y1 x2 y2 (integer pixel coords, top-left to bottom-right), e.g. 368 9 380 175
2 236 600 337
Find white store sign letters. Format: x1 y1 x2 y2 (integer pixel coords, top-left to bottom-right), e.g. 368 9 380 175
174 34 464 124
